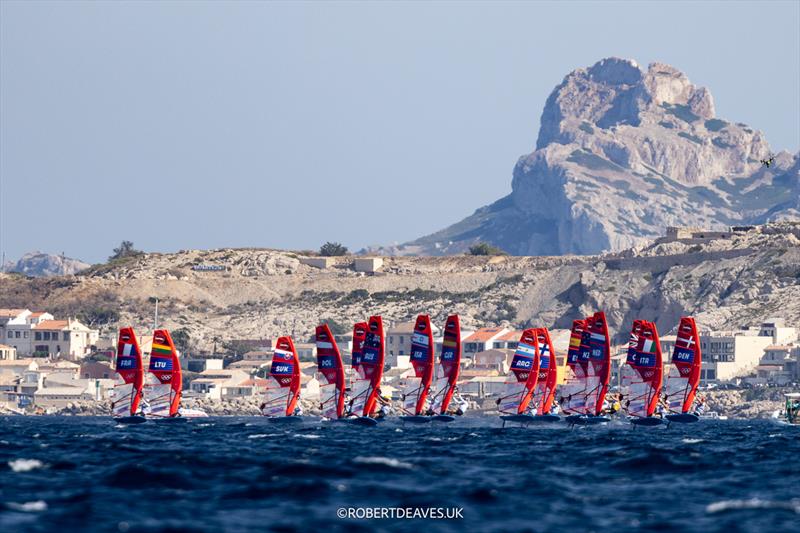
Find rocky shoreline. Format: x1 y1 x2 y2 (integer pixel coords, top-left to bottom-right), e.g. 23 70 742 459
5 387 793 419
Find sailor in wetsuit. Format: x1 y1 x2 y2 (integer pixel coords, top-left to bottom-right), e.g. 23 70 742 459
139 397 151 417
693 395 707 416
374 389 392 419
656 395 669 418
601 397 612 415
454 395 469 416
447 386 469 416
602 393 622 416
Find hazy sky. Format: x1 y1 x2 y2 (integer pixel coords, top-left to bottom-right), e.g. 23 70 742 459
1 1 798 264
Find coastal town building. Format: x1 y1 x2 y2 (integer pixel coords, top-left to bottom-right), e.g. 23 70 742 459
182 357 224 373
0 309 32 327
473 348 514 374
463 327 510 360
1 310 58 355
494 330 522 350
757 319 797 345
242 350 272 362
334 333 353 354
0 309 99 360
756 345 800 384
0 344 17 361
295 343 317 362
80 361 115 380
0 309 34 354
385 320 445 369
0 358 39 376
189 368 252 400
31 319 99 360
660 328 775 382
33 386 93 409
228 359 268 372
655 225 757 245
0 374 18 409
461 376 507 399
386 321 414 368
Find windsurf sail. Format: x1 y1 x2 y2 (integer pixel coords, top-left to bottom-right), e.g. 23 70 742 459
622 320 664 419
402 315 435 416
351 316 384 417
430 314 461 415
351 322 368 386
145 329 182 417
498 329 540 415
316 323 346 419
664 317 702 414
262 336 301 417
583 311 612 416
531 328 559 415
113 327 144 418
561 319 589 414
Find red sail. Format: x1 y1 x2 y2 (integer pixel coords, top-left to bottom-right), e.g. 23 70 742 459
498 329 540 415
265 336 301 417
114 327 144 417
316 324 346 418
351 322 368 378
532 328 559 414
562 319 589 414
360 316 385 417
585 311 612 416
403 314 435 415
665 317 702 414
432 314 462 415
147 329 182 417
623 320 664 418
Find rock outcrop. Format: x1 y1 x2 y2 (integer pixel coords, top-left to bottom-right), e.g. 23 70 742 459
2 252 90 277
394 58 798 256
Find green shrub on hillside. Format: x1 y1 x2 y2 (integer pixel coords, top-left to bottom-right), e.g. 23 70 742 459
319 242 348 256
468 242 507 256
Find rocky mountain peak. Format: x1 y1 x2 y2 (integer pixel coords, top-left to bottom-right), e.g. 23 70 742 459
391 57 797 257
537 58 718 151
2 252 90 277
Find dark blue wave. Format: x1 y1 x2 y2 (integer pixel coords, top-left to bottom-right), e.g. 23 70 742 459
1 417 798 532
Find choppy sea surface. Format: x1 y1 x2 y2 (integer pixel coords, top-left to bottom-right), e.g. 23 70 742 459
1 416 798 532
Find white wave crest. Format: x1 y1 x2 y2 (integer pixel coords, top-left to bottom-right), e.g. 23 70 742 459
681 438 704 444
292 434 321 439
706 498 800 514
7 500 47 512
8 459 44 472
353 456 413 469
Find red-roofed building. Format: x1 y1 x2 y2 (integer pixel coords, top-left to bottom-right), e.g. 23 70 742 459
2 310 55 356
32 319 99 360
495 330 524 350
463 327 510 360
0 309 31 325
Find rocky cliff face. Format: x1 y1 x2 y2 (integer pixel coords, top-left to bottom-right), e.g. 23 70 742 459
1 222 798 350
395 58 798 256
2 252 90 277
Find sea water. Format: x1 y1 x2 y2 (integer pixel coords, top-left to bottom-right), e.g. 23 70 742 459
1 417 798 532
